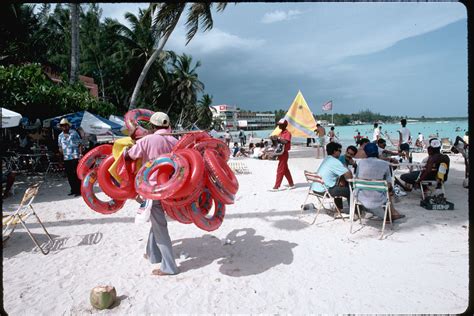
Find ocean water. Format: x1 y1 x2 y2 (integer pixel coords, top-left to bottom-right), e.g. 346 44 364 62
222 120 468 147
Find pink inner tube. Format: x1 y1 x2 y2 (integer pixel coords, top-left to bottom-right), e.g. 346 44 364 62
124 109 154 139
76 144 113 180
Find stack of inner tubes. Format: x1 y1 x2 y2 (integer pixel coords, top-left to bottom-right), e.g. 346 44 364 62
76 109 238 232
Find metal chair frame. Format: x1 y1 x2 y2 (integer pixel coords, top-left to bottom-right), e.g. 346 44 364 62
349 178 392 239
2 183 53 255
301 170 346 225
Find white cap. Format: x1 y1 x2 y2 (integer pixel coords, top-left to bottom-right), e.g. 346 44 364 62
59 118 71 126
278 118 288 125
150 112 170 127
429 138 441 148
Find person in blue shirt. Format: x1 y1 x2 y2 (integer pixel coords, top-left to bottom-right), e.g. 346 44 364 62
311 142 353 212
58 118 83 196
339 145 358 172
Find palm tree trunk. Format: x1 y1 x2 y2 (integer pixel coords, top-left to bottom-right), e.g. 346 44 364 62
69 3 80 84
128 28 174 110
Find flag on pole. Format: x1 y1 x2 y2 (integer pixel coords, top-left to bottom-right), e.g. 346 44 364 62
270 90 317 138
322 100 333 111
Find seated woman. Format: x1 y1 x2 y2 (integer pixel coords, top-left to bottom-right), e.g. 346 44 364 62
251 143 263 159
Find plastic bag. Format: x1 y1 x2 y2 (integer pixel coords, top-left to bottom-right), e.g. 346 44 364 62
135 199 152 224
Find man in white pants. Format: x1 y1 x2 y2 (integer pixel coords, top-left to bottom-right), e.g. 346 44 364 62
125 112 179 276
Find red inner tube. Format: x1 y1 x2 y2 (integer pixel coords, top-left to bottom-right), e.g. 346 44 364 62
97 155 137 200
81 169 126 215
171 148 204 199
173 131 211 151
194 138 231 161
77 144 112 180
204 149 239 194
186 193 225 232
135 153 189 200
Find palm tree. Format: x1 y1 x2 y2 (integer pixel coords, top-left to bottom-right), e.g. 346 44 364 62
128 2 228 110
69 3 80 83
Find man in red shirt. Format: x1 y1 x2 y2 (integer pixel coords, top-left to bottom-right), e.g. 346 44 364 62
270 119 295 191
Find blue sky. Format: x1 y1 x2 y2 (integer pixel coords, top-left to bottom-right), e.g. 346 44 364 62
100 2 467 117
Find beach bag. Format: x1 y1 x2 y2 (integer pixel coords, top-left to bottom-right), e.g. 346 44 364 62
273 143 284 156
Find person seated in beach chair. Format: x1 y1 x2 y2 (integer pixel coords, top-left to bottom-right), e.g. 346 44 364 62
354 138 370 159
376 138 400 164
311 142 353 213
339 145 358 172
232 142 240 157
396 138 449 193
251 143 264 159
354 143 405 221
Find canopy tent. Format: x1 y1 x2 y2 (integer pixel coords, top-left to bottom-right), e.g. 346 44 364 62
108 115 125 127
43 111 123 135
1 107 22 128
270 90 318 138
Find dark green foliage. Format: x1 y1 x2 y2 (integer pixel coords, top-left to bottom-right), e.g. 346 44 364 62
0 64 116 120
1 3 217 129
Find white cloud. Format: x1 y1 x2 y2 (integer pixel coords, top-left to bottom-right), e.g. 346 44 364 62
167 27 265 54
261 9 302 24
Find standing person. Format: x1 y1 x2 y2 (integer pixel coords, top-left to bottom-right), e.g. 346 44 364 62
398 119 411 154
373 123 381 142
315 123 326 158
124 112 180 276
209 128 218 138
238 129 246 147
224 130 232 147
270 119 294 191
328 126 337 143
354 132 362 145
58 118 82 196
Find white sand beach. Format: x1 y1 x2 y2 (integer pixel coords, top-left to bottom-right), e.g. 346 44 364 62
2 148 469 314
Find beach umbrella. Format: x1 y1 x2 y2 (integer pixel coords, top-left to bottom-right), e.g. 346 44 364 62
1 107 22 128
43 111 123 135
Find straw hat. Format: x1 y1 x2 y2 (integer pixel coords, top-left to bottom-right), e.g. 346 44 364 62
59 118 71 126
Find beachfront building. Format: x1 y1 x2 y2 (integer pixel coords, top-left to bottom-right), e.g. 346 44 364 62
210 104 238 130
237 111 275 130
210 105 276 131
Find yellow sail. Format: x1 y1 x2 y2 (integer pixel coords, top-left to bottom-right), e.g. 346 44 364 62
270 90 317 137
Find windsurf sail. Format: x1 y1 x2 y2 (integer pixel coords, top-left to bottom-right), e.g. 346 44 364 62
270 90 317 138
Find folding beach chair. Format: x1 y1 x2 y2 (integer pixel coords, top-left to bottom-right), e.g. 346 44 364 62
2 183 53 255
300 170 346 225
419 162 448 200
349 178 393 239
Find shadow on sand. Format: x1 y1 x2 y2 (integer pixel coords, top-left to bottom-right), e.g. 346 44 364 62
172 228 297 277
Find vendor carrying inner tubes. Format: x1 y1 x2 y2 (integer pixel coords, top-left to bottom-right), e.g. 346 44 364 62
124 111 180 276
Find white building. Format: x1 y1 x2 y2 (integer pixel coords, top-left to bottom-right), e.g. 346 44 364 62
210 105 276 131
